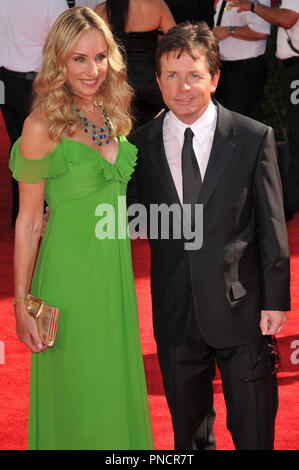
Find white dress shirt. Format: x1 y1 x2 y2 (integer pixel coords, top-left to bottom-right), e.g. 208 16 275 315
214 0 271 61
276 0 299 60
0 0 68 72
163 100 217 203
75 0 101 7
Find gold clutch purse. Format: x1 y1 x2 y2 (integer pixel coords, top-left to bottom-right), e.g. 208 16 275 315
26 295 59 348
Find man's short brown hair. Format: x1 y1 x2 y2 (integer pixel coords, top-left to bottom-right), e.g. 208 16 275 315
156 21 220 78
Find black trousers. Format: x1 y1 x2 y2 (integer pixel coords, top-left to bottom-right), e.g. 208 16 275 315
156 310 278 450
0 68 34 225
280 61 299 212
214 55 267 121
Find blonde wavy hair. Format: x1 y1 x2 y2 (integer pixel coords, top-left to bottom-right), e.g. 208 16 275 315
32 7 133 140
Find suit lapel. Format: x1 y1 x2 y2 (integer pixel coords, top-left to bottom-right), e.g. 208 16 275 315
199 102 236 207
145 102 237 210
147 110 182 207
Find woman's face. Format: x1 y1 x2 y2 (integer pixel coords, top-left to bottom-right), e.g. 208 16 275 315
64 28 108 100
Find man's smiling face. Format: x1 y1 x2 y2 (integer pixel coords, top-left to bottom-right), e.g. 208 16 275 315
156 48 219 124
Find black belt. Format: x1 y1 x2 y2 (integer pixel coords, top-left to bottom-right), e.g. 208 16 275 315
0 67 36 80
221 55 264 68
280 56 299 67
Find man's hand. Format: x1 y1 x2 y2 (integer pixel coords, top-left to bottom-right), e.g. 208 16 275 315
230 0 252 12
41 206 49 237
260 310 287 335
213 26 230 40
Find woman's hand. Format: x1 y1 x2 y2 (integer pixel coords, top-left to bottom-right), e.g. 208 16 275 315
14 303 47 353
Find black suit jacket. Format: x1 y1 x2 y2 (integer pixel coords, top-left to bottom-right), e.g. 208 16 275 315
127 102 290 348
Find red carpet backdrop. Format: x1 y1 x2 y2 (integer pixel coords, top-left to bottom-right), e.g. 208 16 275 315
0 111 298 450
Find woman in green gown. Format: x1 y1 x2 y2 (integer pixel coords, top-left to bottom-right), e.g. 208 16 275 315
9 7 154 450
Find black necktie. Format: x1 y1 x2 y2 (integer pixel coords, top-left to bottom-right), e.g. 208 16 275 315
182 127 202 207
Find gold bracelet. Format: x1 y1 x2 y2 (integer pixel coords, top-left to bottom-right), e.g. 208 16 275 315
13 297 29 306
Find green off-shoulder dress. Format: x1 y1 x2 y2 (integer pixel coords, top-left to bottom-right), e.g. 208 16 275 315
9 135 154 450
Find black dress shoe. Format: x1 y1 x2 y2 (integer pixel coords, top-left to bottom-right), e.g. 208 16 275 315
284 207 294 221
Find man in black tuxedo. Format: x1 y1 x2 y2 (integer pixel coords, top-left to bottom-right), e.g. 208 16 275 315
128 22 290 450
164 0 214 27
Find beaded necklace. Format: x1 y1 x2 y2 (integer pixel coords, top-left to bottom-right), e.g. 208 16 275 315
73 100 112 146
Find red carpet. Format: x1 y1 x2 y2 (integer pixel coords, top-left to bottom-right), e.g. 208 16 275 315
0 111 298 450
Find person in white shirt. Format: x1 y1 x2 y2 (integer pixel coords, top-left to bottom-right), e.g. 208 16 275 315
128 21 290 450
212 0 271 121
230 1 299 220
0 0 68 226
75 0 102 7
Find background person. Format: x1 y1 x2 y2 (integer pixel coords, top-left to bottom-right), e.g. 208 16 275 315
230 0 299 220
95 0 175 129
0 0 69 226
213 0 271 121
164 0 214 28
75 0 99 6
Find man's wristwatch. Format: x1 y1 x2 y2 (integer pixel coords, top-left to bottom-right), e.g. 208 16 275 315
229 26 235 36
250 0 259 13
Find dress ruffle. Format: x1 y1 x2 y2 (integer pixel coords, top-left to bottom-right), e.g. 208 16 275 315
9 137 69 183
9 135 138 184
102 136 138 183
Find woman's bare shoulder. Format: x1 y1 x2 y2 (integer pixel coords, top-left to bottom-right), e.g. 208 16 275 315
20 111 56 160
147 0 176 33
132 0 168 10
144 0 175 30
145 0 170 9
94 3 106 17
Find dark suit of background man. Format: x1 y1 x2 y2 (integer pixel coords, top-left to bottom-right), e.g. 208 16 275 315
164 0 214 27
128 22 290 450
0 0 68 226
